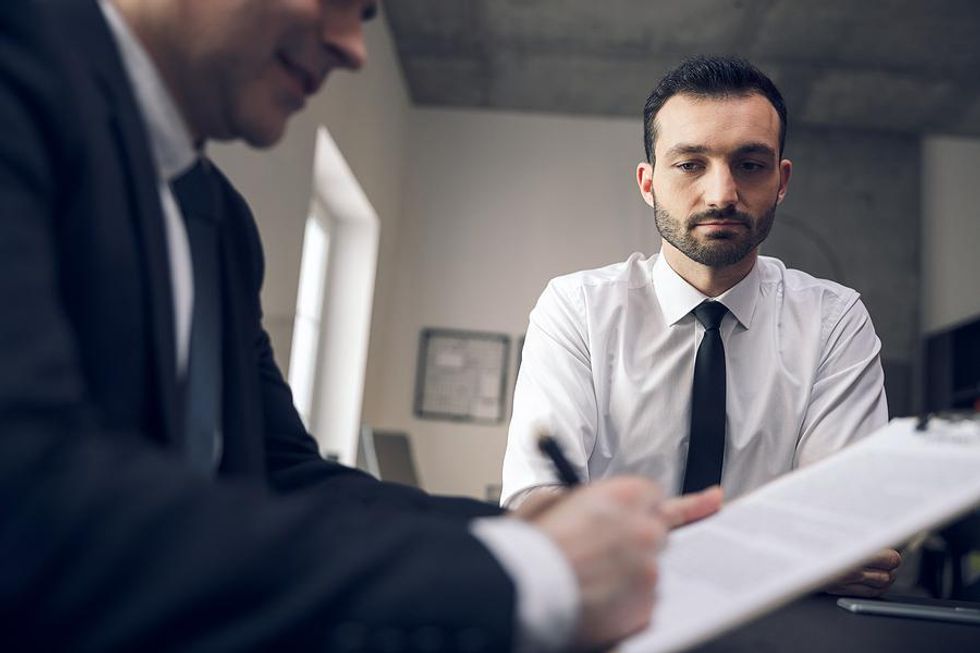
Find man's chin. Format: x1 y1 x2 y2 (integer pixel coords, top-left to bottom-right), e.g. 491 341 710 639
687 240 756 267
231 108 291 149
241 122 288 149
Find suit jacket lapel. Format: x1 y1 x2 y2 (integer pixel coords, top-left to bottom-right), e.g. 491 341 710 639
217 204 264 476
61 0 182 447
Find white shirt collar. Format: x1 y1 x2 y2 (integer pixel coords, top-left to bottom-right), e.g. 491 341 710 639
652 253 760 329
97 0 197 180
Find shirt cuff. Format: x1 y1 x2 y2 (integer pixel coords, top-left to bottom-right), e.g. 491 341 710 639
470 517 579 653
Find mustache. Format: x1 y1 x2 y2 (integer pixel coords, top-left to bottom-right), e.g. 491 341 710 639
687 207 753 228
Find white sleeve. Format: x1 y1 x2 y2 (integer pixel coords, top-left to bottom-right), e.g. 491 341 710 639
470 517 579 653
501 279 597 507
795 295 889 467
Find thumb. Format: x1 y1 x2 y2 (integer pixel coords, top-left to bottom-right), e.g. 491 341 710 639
662 486 724 529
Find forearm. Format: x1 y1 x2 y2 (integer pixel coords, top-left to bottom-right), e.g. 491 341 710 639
0 418 516 650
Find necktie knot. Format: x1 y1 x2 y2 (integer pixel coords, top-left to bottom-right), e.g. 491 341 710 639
693 300 728 331
170 158 220 223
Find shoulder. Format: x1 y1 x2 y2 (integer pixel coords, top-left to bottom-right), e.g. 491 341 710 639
530 253 653 336
758 256 861 314
547 252 655 298
756 256 873 344
211 163 265 287
538 252 654 319
0 1 81 203
212 165 254 221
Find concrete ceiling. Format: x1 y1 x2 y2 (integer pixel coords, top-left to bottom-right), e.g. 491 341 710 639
384 0 980 137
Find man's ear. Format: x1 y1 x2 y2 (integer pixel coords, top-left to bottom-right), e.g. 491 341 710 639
776 158 792 205
637 162 655 208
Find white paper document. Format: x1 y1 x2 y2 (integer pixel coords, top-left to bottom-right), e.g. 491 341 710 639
623 417 980 653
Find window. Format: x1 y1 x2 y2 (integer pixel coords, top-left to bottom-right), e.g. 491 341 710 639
287 126 380 464
288 215 330 427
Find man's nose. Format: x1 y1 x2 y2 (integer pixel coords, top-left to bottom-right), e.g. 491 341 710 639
702 165 738 210
321 8 368 71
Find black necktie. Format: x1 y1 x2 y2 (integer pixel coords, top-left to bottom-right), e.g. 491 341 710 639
170 159 223 474
682 300 728 493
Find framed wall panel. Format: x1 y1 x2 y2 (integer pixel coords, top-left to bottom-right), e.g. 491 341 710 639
414 328 510 424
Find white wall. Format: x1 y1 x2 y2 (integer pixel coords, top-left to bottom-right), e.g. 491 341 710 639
921 136 980 333
362 108 658 498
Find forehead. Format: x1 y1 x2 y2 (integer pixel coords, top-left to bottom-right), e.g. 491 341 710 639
654 93 781 157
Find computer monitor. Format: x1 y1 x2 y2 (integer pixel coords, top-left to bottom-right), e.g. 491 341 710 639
356 427 421 488
920 313 980 600
923 313 980 413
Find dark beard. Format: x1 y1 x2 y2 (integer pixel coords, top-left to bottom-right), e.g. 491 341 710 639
654 200 776 267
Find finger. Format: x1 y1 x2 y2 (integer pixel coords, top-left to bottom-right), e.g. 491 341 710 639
832 566 895 588
661 486 724 529
830 569 865 586
602 476 664 511
864 548 902 571
640 515 670 552
857 569 896 589
826 582 888 598
639 557 659 590
832 549 902 586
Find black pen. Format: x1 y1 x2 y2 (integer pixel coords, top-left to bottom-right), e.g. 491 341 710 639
537 434 582 487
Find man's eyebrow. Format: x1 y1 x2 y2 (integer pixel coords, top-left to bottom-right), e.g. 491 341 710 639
734 143 777 157
662 142 777 158
663 144 709 158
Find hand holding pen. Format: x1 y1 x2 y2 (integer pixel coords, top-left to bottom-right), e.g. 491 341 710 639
536 431 723 528
522 432 722 648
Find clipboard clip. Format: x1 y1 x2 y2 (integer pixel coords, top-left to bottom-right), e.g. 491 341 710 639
915 410 980 433
916 412 931 432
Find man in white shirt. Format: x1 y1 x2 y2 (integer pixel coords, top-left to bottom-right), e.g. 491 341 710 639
502 55 900 597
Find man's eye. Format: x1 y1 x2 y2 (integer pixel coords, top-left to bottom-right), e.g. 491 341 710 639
739 161 766 172
677 162 702 172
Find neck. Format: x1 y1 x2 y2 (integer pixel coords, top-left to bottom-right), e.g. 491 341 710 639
661 241 757 297
111 0 206 145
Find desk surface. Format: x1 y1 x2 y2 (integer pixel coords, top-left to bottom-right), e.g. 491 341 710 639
688 594 980 652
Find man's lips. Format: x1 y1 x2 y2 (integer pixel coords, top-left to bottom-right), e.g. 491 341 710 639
277 53 321 96
693 220 747 227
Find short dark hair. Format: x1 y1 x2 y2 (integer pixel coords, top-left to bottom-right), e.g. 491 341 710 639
642 55 787 163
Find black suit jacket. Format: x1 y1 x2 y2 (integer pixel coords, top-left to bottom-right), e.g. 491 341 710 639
0 1 515 650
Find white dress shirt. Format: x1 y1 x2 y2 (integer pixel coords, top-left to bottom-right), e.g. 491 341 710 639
502 252 888 507
99 2 577 649
99 0 196 376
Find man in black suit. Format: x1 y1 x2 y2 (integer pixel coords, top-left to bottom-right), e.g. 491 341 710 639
0 1 722 650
